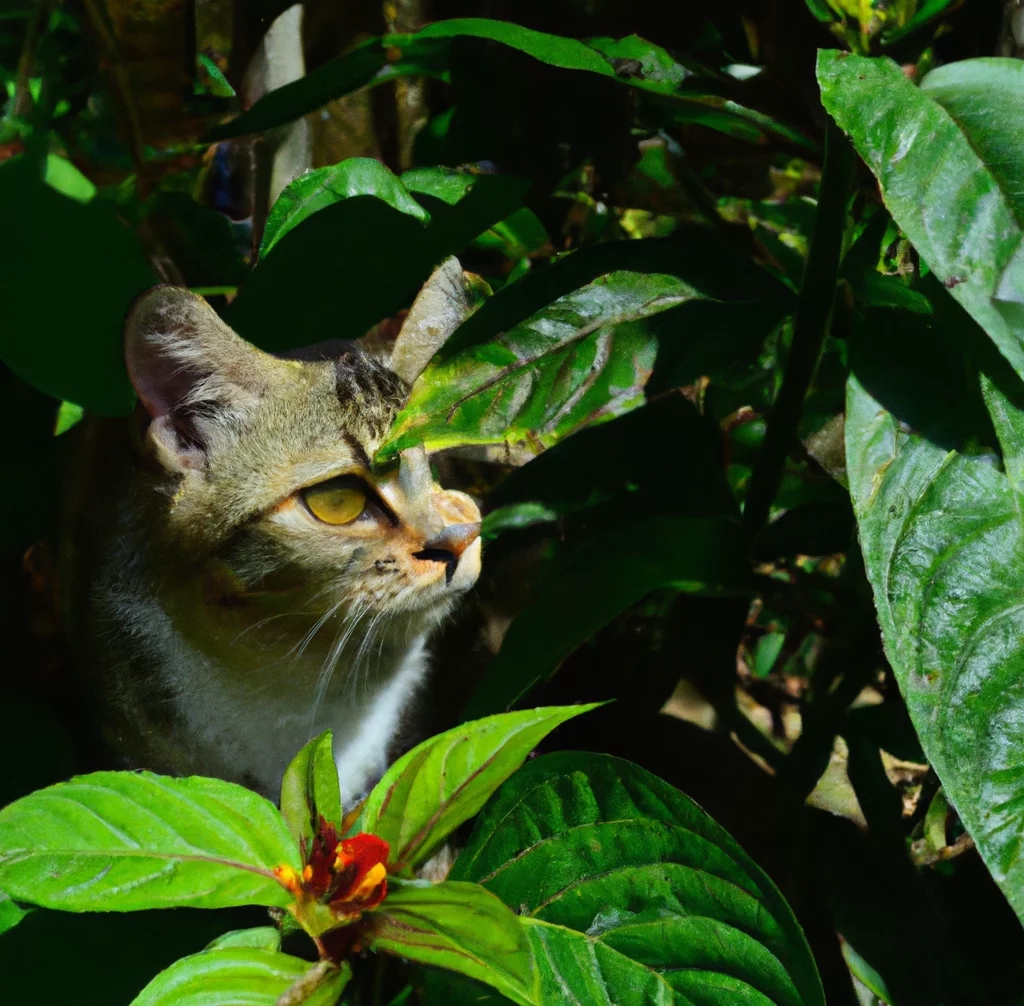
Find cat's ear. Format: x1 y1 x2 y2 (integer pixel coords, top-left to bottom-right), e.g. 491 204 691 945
390 257 474 385
124 286 281 472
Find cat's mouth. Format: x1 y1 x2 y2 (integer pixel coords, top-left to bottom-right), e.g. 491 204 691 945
411 520 481 589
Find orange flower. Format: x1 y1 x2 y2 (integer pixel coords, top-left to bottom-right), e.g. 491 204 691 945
275 817 390 923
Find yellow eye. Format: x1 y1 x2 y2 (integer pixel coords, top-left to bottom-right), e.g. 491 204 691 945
303 480 367 525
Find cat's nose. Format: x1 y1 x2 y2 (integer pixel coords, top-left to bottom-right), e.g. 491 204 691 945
413 522 481 584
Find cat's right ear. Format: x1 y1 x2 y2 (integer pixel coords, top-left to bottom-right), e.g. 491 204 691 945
124 286 279 472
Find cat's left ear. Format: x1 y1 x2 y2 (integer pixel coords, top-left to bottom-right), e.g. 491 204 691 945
124 285 284 472
389 257 474 385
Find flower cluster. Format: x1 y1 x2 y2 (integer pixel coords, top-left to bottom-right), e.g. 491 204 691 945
275 817 389 922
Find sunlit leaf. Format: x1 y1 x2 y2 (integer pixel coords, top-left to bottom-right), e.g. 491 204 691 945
0 771 298 911
846 370 1024 924
817 51 1024 381
261 159 429 258
451 752 825 1006
358 705 598 871
228 172 527 354
0 891 28 936
376 271 699 462
279 732 342 855
209 19 808 149
129 949 348 1006
368 879 532 1004
205 927 282 953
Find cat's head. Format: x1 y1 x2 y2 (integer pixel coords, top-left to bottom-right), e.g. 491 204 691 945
123 260 481 639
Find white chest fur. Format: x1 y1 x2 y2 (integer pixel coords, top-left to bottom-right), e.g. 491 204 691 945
96 575 430 803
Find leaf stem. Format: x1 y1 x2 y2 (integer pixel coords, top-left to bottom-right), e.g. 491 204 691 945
742 117 854 536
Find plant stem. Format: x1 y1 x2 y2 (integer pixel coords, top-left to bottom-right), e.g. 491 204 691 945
742 117 854 536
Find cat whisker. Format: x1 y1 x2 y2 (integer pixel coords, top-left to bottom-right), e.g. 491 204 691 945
307 603 369 738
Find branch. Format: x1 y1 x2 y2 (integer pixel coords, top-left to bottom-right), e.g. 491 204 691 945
742 117 854 536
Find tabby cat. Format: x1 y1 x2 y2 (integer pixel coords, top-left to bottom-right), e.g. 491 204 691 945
62 259 481 803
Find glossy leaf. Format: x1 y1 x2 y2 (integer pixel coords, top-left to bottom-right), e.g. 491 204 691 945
919 58 1024 222
130 948 348 1006
0 771 298 911
376 271 697 462
358 705 598 871
280 732 342 855
465 516 747 717
209 20 806 149
228 173 527 354
205 927 282 953
432 233 790 359
0 156 156 415
0 891 28 936
367 879 532 1005
846 371 1024 923
451 752 825 1006
261 159 429 258
817 51 1024 381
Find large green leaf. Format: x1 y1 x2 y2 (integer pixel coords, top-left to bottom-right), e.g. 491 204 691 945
0 156 156 415
261 159 429 258
205 34 450 140
279 732 342 856
208 20 804 149
846 370 1024 922
450 752 825 1006
919 58 1024 223
367 879 532 1005
228 172 527 354
465 515 746 717
817 51 1024 381
375 271 697 462
358 706 597 872
130 949 348 1006
0 771 299 911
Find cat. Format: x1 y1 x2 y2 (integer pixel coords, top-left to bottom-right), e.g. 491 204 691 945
61 259 482 805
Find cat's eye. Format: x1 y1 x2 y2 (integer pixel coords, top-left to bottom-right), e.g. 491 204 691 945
303 478 368 525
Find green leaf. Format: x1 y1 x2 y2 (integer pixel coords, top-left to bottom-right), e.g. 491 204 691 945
817 51 1024 382
44 153 96 203
358 705 598 871
208 20 808 150
280 732 342 855
401 166 478 205
205 927 282 953
367 879 533 1005
205 34 450 141
451 751 825 1006
228 172 528 354
465 516 746 717
0 890 29 936
0 156 156 415
440 234 791 361
882 0 961 44
0 771 299 911
53 400 84 436
919 58 1024 223
376 271 699 462
261 159 429 258
129 949 349 1006
845 370 1024 923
